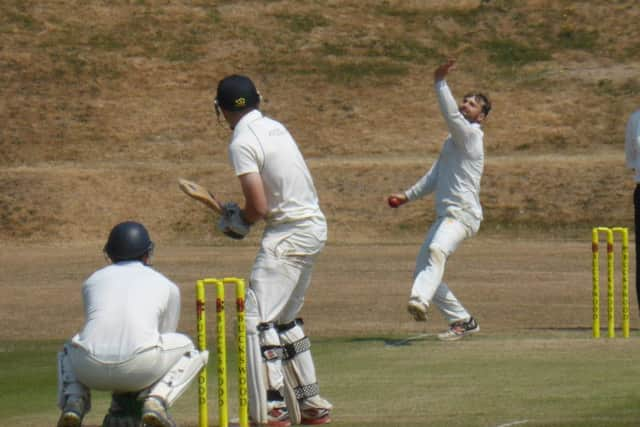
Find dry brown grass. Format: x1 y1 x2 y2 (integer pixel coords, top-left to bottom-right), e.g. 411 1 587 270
2 0 640 244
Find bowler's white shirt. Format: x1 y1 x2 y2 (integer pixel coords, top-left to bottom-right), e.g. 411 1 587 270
72 261 181 362
625 109 640 182
228 110 325 227
405 80 484 233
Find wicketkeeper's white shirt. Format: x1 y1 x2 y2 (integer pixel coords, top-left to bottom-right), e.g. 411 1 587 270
228 109 325 228
71 261 181 362
405 80 484 233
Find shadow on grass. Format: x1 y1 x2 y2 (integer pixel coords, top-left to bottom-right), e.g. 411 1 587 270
348 334 435 347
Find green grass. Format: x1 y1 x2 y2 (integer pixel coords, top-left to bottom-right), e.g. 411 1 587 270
0 1 42 32
624 42 640 59
274 12 330 33
0 341 112 425
484 38 552 67
4 334 640 426
365 39 439 64
312 60 409 85
0 341 58 420
321 42 349 57
595 78 640 98
374 1 513 26
556 28 599 50
34 5 217 67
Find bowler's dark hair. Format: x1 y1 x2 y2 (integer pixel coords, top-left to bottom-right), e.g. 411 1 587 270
464 92 492 117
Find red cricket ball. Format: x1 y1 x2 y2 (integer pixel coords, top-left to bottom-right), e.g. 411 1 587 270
388 196 401 208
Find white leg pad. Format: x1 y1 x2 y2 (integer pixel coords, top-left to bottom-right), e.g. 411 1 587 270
246 290 268 424
283 371 302 424
260 325 284 391
57 343 91 411
278 321 330 411
147 349 209 407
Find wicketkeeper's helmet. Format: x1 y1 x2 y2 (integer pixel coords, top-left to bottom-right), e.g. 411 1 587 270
215 75 260 112
104 221 154 262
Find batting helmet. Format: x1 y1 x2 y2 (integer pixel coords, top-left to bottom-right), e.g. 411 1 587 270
104 221 154 262
215 75 260 112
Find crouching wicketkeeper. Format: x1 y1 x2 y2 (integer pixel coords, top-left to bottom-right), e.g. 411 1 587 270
56 221 209 427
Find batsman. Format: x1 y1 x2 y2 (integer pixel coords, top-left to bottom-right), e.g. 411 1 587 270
212 75 332 426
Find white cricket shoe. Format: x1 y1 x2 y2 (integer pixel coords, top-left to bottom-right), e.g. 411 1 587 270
438 317 480 341
266 406 292 427
301 395 332 425
407 297 429 321
301 407 331 425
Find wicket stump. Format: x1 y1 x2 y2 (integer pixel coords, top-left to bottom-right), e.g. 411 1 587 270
591 227 630 339
196 278 249 427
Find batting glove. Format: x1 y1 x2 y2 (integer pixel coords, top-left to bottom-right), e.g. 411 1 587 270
217 202 251 240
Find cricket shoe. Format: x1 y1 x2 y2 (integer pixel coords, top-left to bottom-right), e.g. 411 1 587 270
141 396 176 427
407 297 429 321
438 317 480 341
57 397 86 427
301 407 332 425
266 406 292 427
247 407 292 427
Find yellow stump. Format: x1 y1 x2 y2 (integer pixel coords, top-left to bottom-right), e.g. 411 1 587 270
612 227 630 338
230 278 249 427
592 228 600 338
197 278 249 427
196 280 209 427
592 227 630 339
606 229 615 339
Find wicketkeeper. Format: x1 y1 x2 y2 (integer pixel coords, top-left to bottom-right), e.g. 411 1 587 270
56 221 209 427
388 59 491 341
213 75 332 426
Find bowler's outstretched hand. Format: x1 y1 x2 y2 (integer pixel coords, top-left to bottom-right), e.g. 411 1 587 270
434 59 456 82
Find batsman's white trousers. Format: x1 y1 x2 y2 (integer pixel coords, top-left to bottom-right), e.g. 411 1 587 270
248 218 326 399
59 332 197 407
251 218 326 323
410 216 473 323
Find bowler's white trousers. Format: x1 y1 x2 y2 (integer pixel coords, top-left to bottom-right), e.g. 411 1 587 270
410 216 473 323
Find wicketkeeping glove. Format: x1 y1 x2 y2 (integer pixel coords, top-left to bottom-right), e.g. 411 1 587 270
217 202 251 240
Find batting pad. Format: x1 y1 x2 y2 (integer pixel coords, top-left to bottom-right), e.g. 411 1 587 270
278 321 321 404
148 349 208 407
283 370 302 424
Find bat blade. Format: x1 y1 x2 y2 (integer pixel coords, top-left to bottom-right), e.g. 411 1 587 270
178 178 224 215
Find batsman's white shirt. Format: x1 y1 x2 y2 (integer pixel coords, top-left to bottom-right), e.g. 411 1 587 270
72 261 181 361
228 109 326 231
405 80 484 234
625 109 640 182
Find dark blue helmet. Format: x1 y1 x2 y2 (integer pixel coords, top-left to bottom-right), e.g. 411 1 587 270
215 75 260 112
103 221 154 262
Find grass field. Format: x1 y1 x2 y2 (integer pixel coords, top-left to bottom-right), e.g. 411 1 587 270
2 237 639 426
3 333 640 427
